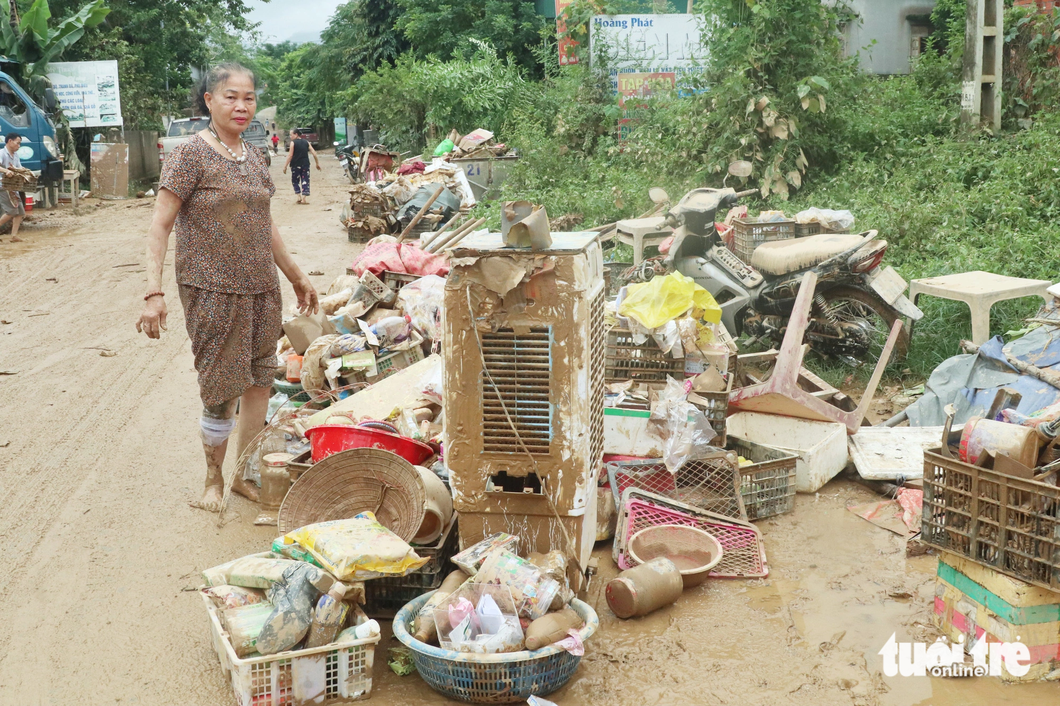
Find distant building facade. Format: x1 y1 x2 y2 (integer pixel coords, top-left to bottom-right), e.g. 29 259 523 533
839 0 937 74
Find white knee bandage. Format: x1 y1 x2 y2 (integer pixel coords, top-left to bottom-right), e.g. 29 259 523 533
200 416 236 447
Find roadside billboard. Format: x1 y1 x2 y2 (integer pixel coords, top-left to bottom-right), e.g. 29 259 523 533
47 60 123 128
589 14 706 91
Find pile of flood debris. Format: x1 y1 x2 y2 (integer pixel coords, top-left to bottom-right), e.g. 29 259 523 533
198 184 1060 703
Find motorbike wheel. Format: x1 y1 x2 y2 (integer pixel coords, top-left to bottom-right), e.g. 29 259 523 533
817 286 910 362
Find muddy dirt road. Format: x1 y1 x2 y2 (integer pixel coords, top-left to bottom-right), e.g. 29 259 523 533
0 155 1055 705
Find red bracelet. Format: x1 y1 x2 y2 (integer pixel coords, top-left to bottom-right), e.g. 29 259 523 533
144 291 164 301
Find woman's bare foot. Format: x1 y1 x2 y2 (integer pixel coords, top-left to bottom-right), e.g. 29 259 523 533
232 474 260 502
191 483 224 512
10 235 21 242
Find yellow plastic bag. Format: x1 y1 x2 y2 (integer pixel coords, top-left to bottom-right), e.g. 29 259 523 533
282 512 429 581
618 272 721 329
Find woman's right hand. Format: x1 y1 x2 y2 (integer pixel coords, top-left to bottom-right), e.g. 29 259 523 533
136 296 168 338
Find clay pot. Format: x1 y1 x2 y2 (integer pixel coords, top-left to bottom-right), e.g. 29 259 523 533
413 466 453 544
606 557 683 619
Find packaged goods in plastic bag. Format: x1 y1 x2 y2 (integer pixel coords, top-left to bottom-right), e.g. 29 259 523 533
473 550 561 620
300 334 342 393
224 602 275 657
398 275 445 342
452 532 519 575
204 584 268 610
281 512 429 581
257 563 322 655
794 208 855 232
202 552 300 589
271 537 323 566
651 377 717 473
436 584 524 654
619 272 722 329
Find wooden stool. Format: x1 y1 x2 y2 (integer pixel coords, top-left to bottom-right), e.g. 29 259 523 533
909 271 1052 345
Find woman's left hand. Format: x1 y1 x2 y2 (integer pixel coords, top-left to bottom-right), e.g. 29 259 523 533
315 164 321 171
292 274 319 315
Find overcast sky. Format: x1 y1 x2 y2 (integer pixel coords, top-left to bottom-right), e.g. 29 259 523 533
246 0 346 44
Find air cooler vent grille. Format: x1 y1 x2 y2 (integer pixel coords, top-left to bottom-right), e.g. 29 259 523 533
481 328 552 455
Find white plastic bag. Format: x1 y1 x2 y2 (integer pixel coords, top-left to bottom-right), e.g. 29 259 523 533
398 275 446 342
795 208 855 232
651 377 717 473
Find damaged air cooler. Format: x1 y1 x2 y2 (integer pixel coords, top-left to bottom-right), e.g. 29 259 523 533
443 232 606 585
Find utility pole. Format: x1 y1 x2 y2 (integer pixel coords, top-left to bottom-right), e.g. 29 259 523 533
961 0 1003 129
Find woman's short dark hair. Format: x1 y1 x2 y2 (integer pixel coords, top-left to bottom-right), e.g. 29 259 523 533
193 63 257 115
4 132 21 144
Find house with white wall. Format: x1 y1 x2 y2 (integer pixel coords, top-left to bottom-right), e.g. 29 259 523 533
840 0 938 74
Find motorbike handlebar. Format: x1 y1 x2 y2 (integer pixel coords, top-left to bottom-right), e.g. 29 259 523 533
734 189 758 199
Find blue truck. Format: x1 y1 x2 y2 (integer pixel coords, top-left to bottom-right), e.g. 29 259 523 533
0 70 64 186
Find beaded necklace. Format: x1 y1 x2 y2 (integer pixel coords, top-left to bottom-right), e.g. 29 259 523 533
207 123 249 175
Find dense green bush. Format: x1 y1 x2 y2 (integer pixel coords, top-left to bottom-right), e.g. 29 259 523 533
343 41 531 151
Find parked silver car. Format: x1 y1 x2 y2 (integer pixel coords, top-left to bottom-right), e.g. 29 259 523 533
243 119 272 166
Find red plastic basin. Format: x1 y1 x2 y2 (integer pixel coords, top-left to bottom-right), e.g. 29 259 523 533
304 424 434 465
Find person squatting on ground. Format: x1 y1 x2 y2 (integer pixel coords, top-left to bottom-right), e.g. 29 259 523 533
0 132 26 242
282 129 320 204
135 63 319 512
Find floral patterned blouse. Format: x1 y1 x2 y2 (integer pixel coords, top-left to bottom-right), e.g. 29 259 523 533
159 134 278 294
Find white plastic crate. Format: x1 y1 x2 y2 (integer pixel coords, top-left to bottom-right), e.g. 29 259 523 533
202 592 379 705
726 412 847 493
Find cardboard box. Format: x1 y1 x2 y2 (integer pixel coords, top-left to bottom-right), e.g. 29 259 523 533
283 313 337 355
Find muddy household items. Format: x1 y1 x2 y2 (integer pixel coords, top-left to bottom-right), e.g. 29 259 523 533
197 185 1060 704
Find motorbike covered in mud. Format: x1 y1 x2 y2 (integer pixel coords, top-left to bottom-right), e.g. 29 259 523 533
656 186 922 361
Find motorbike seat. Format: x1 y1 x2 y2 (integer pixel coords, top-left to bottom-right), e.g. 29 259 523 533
750 233 867 276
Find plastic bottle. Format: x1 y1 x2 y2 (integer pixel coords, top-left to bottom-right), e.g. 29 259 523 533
605 557 683 619
260 453 293 511
524 606 582 650
367 315 412 348
304 583 349 648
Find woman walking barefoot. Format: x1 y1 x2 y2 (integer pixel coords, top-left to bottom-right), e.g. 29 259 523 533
282 129 321 204
136 63 319 512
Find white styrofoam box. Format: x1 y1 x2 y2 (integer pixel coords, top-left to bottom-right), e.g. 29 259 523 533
848 426 945 481
604 407 666 458
726 412 847 493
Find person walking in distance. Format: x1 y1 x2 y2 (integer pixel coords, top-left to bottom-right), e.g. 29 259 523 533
0 133 26 242
271 132 279 153
282 129 320 204
135 63 319 512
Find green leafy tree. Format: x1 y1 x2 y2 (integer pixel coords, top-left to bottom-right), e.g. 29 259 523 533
341 0 408 75
51 0 255 127
343 40 530 150
396 0 544 72
274 42 345 132
0 0 109 96
0 0 109 174
646 0 861 198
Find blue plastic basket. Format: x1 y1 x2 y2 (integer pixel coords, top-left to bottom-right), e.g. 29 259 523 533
392 592 598 704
